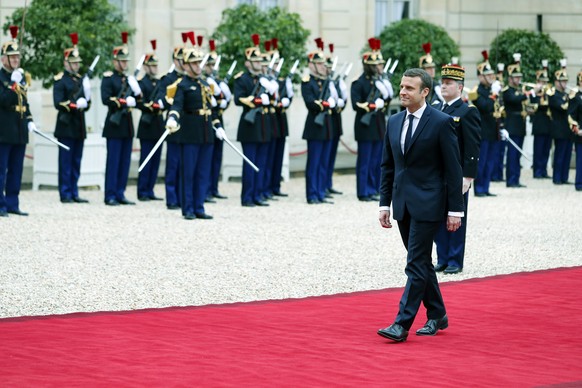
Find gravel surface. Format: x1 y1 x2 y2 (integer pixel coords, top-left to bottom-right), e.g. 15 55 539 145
1 172 581 318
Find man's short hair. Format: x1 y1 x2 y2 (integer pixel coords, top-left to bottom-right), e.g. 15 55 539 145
403 68 432 93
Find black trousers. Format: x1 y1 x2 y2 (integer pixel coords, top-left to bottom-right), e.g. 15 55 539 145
395 207 446 330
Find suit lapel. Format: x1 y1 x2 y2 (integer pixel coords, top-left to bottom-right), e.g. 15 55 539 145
407 106 431 152
394 111 406 155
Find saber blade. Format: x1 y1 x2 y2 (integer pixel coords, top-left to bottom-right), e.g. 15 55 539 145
213 126 259 172
138 129 170 172
504 135 531 162
33 128 70 151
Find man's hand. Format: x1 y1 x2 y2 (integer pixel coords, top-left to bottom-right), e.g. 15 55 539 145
375 80 389 99
166 117 179 133
82 76 92 101
491 80 502 95
125 96 136 107
215 126 226 140
207 77 222 96
11 70 23 84
379 210 392 229
75 97 88 109
447 216 461 232
462 177 473 194
374 98 385 110
127 75 142 96
500 128 509 141
219 81 232 100
27 121 37 133
285 77 294 98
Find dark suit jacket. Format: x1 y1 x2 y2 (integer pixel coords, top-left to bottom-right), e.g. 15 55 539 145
380 105 464 222
435 99 481 178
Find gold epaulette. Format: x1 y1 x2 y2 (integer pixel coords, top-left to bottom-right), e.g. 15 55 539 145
137 74 145 81
103 71 113 77
468 86 478 101
501 85 509 92
233 71 244 80
453 116 460 122
545 87 555 97
54 72 64 81
302 75 310 83
166 78 181 100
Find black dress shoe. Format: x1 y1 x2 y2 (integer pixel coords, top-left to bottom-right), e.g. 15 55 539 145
507 184 526 188
434 263 447 272
485 192 497 197
307 199 320 204
138 196 151 202
204 197 217 203
183 213 196 220
416 314 448 336
242 202 256 207
167 204 180 210
474 192 487 197
118 198 136 205
0 210 8 217
273 192 288 197
328 188 343 195
253 200 269 207
61 198 75 203
212 193 228 199
73 197 89 203
444 265 462 274
378 323 409 342
358 196 373 202
195 213 213 220
8 209 28 216
324 192 333 198
149 195 163 201
105 199 120 206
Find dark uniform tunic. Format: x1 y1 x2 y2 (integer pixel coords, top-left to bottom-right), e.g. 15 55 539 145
53 70 90 201
549 88 573 184
530 91 552 178
167 75 218 217
100 70 140 203
0 67 32 214
301 74 334 203
502 85 528 187
351 73 388 200
234 71 272 205
136 73 164 200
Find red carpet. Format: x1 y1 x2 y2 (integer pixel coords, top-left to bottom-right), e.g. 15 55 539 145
1 267 582 387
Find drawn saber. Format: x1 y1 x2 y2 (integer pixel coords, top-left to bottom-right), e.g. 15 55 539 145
138 129 170 172
32 127 70 151
501 129 531 162
213 126 259 172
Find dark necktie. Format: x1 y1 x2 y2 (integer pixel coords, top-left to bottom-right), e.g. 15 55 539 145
404 114 414 153
441 103 448 112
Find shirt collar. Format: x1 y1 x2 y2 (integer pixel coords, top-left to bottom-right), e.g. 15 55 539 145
406 102 427 120
444 96 461 106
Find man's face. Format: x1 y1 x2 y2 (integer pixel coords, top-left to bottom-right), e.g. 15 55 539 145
1 54 21 70
485 73 496 85
114 59 128 73
204 63 213 76
400 75 428 111
375 63 384 75
424 66 435 78
145 64 158 76
440 78 462 102
246 60 262 74
509 75 521 87
65 61 81 74
556 80 567 92
186 61 202 77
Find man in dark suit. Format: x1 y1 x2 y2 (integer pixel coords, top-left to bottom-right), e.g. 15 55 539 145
377 68 464 342
432 63 480 275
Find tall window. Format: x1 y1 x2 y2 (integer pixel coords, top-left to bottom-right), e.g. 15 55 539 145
109 0 129 16
375 0 411 35
237 0 281 10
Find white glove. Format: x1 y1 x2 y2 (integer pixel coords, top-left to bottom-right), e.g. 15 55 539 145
127 75 142 96
27 121 37 133
210 96 217 108
157 99 165 110
260 93 270 106
500 128 509 141
281 97 290 108
215 126 226 140
11 70 23 84
374 98 385 110
270 79 279 95
82 76 91 101
338 79 348 100
462 177 473 194
166 117 179 133
326 97 337 109
285 77 294 98
219 99 228 109
337 98 345 108
491 80 502 95
259 77 273 94
219 81 232 100
375 80 389 99
75 97 88 109
207 78 222 96
382 79 394 99
125 96 136 107
329 82 339 100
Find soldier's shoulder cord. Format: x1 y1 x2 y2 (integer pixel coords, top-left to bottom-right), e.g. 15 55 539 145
54 72 64 81
103 71 113 78
137 74 145 81
302 75 310 83
233 71 244 80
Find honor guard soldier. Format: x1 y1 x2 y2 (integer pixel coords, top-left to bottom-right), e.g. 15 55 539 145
302 38 338 204
420 42 443 105
101 31 142 206
270 38 292 198
567 69 582 191
471 50 501 197
530 60 552 179
351 38 393 202
0 26 36 217
136 40 164 201
502 53 529 188
203 38 231 201
234 34 272 207
549 59 574 185
491 62 506 182
165 37 223 220
433 62 481 274
53 32 91 204
326 42 346 197
156 31 189 210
